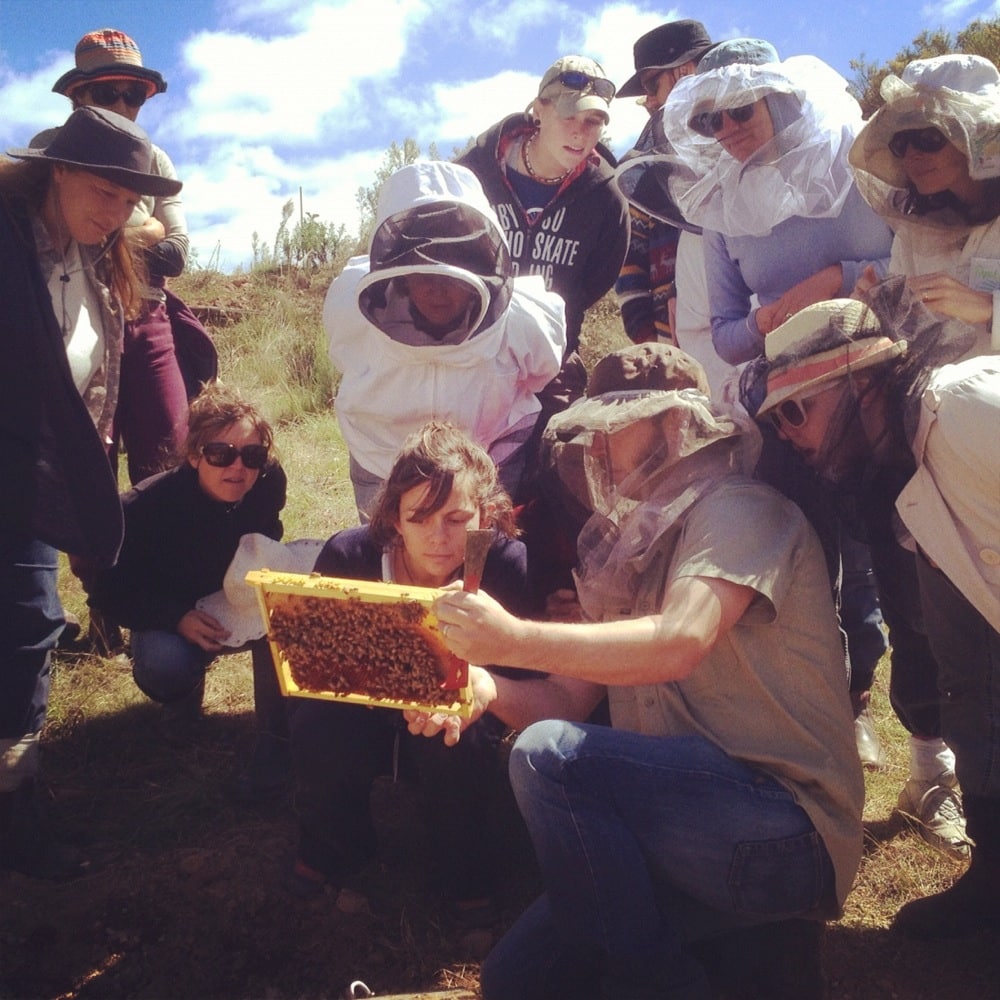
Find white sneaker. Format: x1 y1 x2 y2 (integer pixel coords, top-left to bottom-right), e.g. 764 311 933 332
897 778 971 859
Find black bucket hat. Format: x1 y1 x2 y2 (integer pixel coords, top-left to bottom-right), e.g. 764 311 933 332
618 20 714 98
7 106 182 198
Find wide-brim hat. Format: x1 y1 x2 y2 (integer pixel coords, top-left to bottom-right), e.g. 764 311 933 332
613 115 701 232
196 534 326 648
849 54 1000 188
52 28 166 98
756 299 907 418
588 342 710 397
535 55 614 123
618 20 714 97
7 106 182 198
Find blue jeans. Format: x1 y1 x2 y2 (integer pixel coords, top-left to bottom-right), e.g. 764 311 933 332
131 629 213 703
481 722 835 1000
0 533 62 744
131 631 289 736
841 532 888 694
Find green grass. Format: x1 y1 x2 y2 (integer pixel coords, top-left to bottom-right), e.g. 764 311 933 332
8 270 997 999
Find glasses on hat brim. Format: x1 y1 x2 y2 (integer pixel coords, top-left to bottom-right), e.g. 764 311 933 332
553 71 616 102
888 126 949 158
84 81 148 109
200 442 269 469
689 104 756 137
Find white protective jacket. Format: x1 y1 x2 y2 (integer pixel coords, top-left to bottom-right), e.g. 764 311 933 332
325 161 566 479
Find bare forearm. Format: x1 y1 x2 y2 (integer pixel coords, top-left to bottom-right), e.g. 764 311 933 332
486 672 604 730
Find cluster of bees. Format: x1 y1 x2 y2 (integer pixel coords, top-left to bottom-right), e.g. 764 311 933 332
268 592 451 704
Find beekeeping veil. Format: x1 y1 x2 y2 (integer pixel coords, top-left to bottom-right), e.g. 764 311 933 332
356 162 512 345
543 344 760 620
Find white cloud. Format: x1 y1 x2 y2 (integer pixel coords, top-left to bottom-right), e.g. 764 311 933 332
176 0 428 143
0 58 73 141
462 0 565 49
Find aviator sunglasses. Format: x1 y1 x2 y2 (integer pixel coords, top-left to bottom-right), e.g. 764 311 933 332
84 80 148 109
200 442 269 469
888 126 949 158
553 71 616 102
689 103 756 137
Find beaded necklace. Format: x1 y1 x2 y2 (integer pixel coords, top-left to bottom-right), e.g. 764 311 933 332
521 131 570 186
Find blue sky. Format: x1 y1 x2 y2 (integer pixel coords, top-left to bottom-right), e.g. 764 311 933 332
1 0 996 270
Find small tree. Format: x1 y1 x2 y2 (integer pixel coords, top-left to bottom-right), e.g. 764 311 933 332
850 17 1000 118
355 138 441 248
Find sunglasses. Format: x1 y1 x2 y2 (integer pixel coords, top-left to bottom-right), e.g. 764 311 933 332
640 69 672 96
767 380 847 432
553 71 616 102
85 81 148 109
689 104 756 137
888 126 949 158
200 442 269 470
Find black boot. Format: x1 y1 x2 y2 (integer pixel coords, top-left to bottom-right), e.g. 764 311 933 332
892 793 1000 938
0 778 86 880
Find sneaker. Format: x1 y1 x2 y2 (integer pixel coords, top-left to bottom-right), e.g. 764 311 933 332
854 709 886 771
897 778 971 859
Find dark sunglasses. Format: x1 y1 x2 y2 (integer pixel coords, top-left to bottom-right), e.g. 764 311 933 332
554 71 616 102
640 69 671 96
200 442 269 469
888 126 948 158
85 81 148 109
689 104 756 137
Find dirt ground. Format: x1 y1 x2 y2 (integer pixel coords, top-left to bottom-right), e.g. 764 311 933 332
3 651 1000 999
0 653 532 1000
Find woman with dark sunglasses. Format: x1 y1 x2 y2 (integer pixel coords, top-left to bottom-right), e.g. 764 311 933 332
88 384 290 795
43 29 216 488
850 54 1000 358
659 38 892 357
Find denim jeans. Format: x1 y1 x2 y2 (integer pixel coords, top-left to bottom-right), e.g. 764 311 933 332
130 632 286 733
0 534 62 742
131 629 213 703
481 721 835 1000
840 532 888 693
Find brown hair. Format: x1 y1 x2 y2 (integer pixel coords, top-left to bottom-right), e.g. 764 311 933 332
369 421 517 547
0 158 146 319
180 383 275 464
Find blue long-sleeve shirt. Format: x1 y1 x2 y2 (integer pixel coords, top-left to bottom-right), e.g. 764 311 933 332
705 185 893 365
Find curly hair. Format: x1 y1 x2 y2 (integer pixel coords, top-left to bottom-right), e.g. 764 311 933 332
179 383 275 464
369 421 517 547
